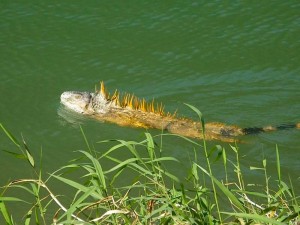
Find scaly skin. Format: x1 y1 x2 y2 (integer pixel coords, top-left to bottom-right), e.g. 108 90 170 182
60 82 299 142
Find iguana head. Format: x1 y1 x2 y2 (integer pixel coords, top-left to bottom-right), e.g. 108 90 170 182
60 91 94 114
60 82 114 114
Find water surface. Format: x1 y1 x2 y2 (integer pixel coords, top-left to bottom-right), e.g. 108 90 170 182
0 1 299 221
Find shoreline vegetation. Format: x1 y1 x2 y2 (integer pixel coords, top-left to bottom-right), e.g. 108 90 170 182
0 107 299 224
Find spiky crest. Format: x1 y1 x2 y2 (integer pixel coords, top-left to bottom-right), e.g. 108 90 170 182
96 81 176 117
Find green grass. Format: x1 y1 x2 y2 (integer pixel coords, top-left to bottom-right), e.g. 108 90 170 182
0 111 299 225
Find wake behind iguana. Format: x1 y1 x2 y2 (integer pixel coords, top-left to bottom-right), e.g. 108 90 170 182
60 82 299 142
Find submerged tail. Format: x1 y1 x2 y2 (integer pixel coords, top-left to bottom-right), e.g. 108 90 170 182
242 122 300 135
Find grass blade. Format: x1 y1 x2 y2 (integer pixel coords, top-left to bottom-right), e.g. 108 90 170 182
0 200 13 224
79 150 107 191
197 165 245 212
0 123 20 147
276 144 281 186
145 132 155 160
22 135 35 168
51 174 102 199
2 150 26 159
222 212 285 225
24 210 32 225
184 103 204 132
79 125 91 152
0 197 26 202
105 158 138 174
59 187 96 221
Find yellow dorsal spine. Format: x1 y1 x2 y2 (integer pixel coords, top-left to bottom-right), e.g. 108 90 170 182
97 81 175 117
100 81 108 99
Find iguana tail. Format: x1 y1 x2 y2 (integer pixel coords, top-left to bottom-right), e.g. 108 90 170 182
242 122 300 135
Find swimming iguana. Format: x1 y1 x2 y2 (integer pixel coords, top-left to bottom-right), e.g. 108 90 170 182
60 82 299 142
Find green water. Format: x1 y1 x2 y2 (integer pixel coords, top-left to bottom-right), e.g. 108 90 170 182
1 1 299 219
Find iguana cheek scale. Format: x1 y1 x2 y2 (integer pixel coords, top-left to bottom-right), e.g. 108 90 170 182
60 82 300 143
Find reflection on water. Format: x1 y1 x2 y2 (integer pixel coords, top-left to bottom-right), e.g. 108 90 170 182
57 105 92 126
